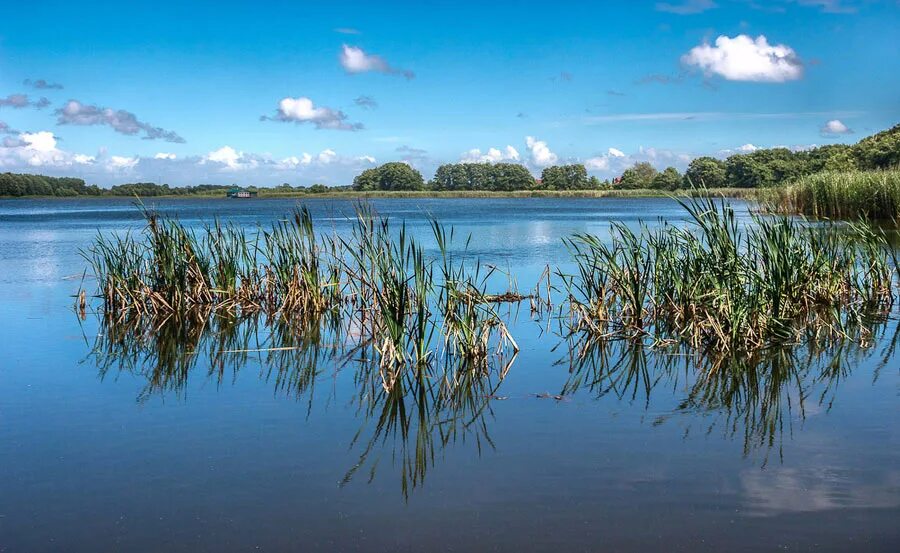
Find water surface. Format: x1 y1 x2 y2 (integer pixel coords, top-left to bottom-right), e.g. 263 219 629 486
1 197 897 552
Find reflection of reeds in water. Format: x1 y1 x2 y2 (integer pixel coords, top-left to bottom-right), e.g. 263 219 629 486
344 344 515 499
559 319 898 463
560 194 898 353
87 300 516 498
89 309 342 403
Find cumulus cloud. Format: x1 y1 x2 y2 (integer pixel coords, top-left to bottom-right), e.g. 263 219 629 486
0 130 90 168
154 152 177 160
461 145 520 163
584 156 610 170
199 145 375 177
24 78 63 90
656 0 718 14
681 34 803 82
525 136 558 167
339 44 414 79
278 153 314 168
584 147 630 172
55 100 185 142
820 119 853 135
203 146 256 170
0 94 50 109
354 95 378 109
263 96 363 131
108 155 139 170
0 121 18 135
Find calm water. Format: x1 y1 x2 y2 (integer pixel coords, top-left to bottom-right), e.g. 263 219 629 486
1 197 898 552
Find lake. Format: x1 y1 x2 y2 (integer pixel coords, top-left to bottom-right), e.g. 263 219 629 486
1 197 898 552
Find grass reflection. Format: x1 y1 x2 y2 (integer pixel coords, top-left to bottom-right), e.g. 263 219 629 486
558 319 897 463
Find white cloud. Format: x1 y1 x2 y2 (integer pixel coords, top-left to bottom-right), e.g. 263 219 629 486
681 35 803 82
738 143 759 152
203 146 256 170
608 147 625 158
525 136 558 166
0 131 84 168
820 119 853 135
317 149 337 164
461 145 520 163
339 44 414 79
357 155 376 164
265 96 362 131
584 156 610 170
73 154 95 164
20 131 57 153
278 153 313 168
154 152 177 160
108 156 139 170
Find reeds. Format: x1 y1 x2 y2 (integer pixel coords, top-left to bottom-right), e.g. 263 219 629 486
84 203 522 392
560 194 898 353
767 169 900 221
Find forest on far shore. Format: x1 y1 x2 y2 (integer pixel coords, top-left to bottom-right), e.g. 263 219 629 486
2 124 897 197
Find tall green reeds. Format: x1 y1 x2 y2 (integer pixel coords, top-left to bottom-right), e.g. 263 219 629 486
768 169 900 220
561 194 898 352
85 203 521 393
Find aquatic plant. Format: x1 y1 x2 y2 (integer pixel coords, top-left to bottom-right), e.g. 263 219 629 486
767 169 900 221
560 194 898 352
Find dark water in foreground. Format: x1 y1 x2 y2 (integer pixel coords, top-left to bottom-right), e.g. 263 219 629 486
1 197 898 552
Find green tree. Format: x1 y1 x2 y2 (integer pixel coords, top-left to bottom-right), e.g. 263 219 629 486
378 162 425 191
352 168 379 191
618 162 657 189
541 164 589 190
651 167 682 191
853 123 900 169
725 149 801 188
491 163 535 191
684 157 727 188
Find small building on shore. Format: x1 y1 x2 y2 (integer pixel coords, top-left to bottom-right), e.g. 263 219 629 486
227 187 258 198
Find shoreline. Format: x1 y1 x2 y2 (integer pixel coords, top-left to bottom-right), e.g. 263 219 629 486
0 187 758 201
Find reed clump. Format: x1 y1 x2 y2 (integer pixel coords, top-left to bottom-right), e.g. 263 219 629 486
84 206 342 318
85 203 521 391
767 169 900 221
561 194 898 352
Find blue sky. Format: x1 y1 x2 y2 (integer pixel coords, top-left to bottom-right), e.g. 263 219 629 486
0 0 898 186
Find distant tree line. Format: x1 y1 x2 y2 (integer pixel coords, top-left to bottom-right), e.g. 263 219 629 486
0 173 102 197
348 124 899 192
3 125 897 197
106 183 232 196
